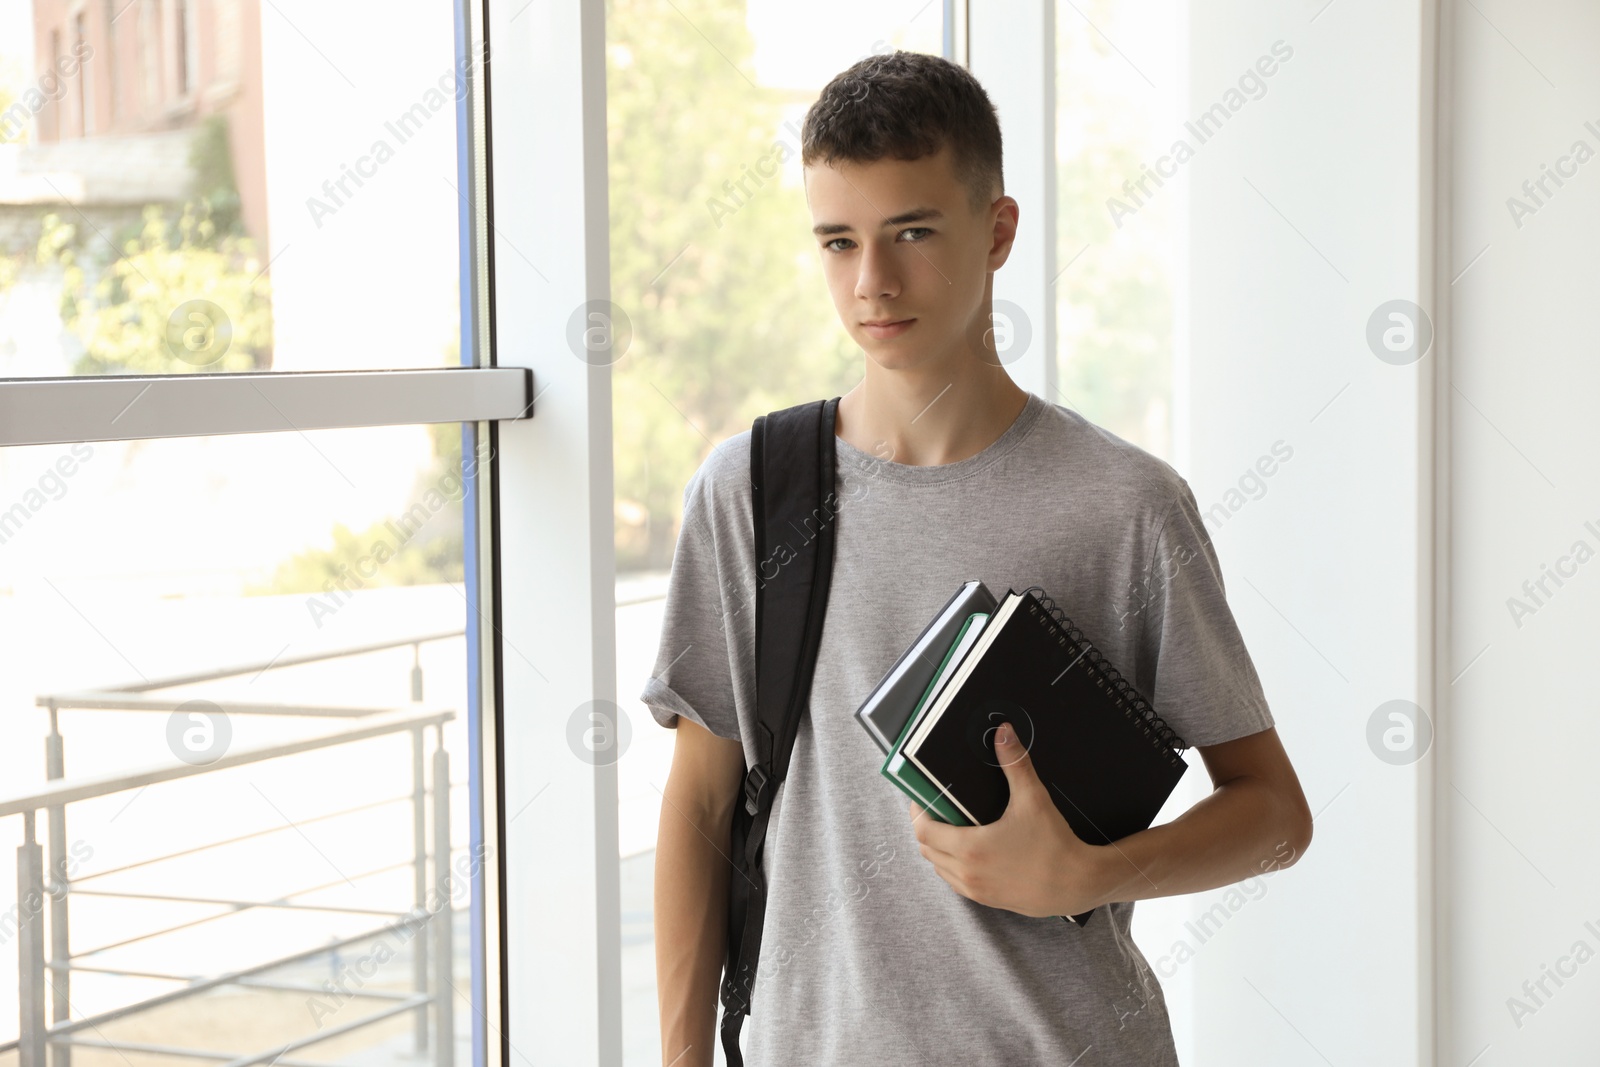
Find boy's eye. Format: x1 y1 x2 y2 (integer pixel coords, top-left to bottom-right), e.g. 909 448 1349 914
822 228 934 254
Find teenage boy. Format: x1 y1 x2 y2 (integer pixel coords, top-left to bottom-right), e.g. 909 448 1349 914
641 50 1313 1067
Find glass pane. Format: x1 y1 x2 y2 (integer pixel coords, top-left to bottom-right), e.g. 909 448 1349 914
0 422 487 1065
0 1 474 376
1054 0 1182 461
605 1 943 1062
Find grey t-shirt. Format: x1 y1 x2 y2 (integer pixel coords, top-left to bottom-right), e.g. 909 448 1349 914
639 390 1274 1065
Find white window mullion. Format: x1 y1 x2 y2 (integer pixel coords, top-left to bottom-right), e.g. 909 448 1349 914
486 0 622 1064
0 368 531 446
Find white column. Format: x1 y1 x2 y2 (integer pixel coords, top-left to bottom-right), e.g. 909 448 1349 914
489 0 622 1063
1443 0 1600 1062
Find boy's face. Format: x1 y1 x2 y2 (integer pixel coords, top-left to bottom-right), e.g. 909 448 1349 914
804 143 1017 374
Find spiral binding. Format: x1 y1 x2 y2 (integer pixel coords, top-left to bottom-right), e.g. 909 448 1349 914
1019 585 1188 766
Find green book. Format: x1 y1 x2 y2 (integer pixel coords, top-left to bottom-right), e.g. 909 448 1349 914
880 611 989 825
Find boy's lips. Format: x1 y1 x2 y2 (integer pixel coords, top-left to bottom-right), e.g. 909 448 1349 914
862 318 915 339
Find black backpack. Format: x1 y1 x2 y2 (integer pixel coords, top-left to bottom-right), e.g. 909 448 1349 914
719 396 841 1066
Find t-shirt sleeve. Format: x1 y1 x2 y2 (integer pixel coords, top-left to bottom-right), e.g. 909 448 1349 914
1139 478 1275 748
637 457 747 742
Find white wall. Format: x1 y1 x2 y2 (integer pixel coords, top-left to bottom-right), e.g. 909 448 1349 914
1445 0 1600 1061
1182 1 1600 1063
1182 2 1429 1064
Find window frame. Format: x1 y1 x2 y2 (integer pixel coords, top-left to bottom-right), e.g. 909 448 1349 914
0 0 551 1062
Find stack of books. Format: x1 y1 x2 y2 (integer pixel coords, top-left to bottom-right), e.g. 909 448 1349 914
854 581 1191 925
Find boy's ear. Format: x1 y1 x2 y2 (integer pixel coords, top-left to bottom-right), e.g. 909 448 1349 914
986 196 1021 269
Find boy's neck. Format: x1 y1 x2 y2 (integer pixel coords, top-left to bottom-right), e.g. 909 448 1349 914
835 358 1031 468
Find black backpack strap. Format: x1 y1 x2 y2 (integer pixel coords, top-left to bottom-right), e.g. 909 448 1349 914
719 396 840 1066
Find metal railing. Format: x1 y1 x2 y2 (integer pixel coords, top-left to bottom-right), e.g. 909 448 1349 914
3 630 467 1067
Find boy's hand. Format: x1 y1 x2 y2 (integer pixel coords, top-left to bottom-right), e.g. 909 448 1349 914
908 721 1111 918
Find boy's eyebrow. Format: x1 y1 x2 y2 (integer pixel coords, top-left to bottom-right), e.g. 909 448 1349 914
811 207 945 237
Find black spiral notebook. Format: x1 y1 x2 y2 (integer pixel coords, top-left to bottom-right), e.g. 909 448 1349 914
902 584 1191 925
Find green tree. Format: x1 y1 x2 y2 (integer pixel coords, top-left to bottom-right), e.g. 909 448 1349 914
32 114 273 374
1053 0 1175 459
606 0 860 569
189 112 245 237
37 199 273 374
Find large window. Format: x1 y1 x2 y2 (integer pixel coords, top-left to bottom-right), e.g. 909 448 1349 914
0 427 479 1064
0 2 508 1063
0 1 472 377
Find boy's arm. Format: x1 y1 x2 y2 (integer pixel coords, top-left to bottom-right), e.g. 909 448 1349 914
655 716 746 1067
1075 725 1313 905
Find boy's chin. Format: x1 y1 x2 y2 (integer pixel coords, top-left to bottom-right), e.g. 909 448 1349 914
860 352 949 379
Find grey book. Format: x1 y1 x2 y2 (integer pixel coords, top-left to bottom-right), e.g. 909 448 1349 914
852 579 1001 754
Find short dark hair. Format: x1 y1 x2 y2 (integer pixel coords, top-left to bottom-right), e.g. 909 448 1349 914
801 51 1004 217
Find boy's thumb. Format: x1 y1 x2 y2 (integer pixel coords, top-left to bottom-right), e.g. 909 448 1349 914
994 721 1038 784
